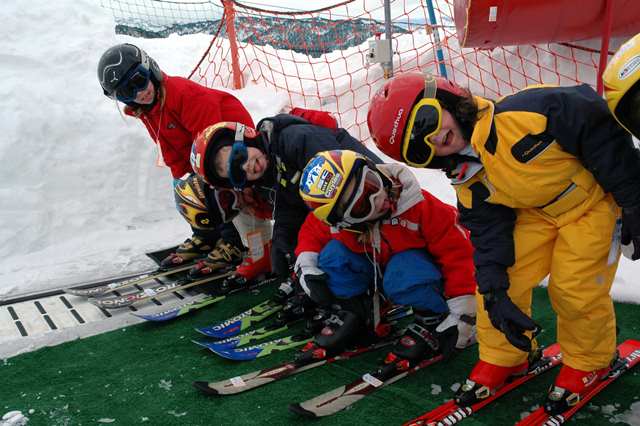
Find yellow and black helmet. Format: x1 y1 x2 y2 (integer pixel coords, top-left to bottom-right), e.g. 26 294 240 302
603 33 640 139
174 174 214 230
299 150 373 226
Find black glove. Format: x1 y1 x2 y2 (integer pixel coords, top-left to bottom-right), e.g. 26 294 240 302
622 204 640 260
301 273 335 307
483 289 539 352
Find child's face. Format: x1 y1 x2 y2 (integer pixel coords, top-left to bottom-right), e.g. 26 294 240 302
133 81 155 105
431 108 469 157
215 146 269 182
337 172 390 224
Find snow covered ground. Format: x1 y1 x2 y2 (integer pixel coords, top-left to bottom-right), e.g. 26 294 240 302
1 0 638 302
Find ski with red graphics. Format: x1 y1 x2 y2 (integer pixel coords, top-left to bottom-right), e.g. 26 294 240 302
516 339 640 426
403 343 562 426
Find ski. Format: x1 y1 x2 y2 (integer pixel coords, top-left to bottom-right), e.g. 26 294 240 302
193 321 295 350
193 306 413 395
289 352 444 418
193 337 398 396
202 334 313 361
132 274 281 320
64 263 195 297
195 298 284 339
515 339 640 426
132 293 225 322
89 271 234 309
403 343 562 426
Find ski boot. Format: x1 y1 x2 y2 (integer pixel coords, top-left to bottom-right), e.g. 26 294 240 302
234 242 272 281
159 236 214 269
388 315 442 363
455 354 534 407
543 363 611 415
188 239 244 278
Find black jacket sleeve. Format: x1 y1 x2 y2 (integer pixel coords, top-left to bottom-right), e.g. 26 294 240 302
457 181 516 294
276 125 382 170
501 85 640 207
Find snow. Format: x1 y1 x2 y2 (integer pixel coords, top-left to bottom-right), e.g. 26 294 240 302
1 0 639 312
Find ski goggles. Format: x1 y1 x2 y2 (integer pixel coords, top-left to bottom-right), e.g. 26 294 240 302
401 97 442 168
228 125 249 189
336 166 385 225
228 142 248 188
114 63 151 103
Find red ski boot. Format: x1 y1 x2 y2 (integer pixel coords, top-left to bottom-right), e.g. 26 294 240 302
543 364 610 415
455 359 529 406
234 242 272 281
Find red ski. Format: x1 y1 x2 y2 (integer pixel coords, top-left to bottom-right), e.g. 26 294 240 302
516 339 640 426
404 343 562 426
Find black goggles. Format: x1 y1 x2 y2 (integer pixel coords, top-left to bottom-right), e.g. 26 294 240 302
114 64 151 103
401 98 442 167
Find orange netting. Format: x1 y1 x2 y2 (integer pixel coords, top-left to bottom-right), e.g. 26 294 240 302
189 0 608 140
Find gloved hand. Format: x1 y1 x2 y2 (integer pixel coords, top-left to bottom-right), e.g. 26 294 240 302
622 204 640 260
301 273 336 307
483 289 539 352
295 251 335 307
435 295 477 360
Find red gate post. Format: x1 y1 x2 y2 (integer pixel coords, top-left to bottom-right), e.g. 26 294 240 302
223 0 244 89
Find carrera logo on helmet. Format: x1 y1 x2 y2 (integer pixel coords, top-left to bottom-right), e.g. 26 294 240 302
389 108 404 145
318 169 334 193
619 55 640 80
325 174 342 198
110 70 118 83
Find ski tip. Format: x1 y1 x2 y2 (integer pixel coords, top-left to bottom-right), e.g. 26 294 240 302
192 381 220 396
209 348 260 361
288 403 318 418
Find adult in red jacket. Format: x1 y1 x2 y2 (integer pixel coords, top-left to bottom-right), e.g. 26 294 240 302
297 150 477 360
98 43 254 273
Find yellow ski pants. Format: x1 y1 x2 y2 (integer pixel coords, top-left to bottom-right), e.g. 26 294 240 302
476 193 620 371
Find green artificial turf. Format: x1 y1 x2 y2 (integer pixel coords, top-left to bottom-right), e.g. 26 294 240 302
2 287 639 425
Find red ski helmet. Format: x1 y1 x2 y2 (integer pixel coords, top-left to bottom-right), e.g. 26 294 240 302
190 122 262 188
367 72 469 165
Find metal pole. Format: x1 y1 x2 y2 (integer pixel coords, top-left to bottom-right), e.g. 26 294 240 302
383 0 393 78
426 0 448 78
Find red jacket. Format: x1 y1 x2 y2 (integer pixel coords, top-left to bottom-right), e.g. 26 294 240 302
295 164 476 299
125 74 254 178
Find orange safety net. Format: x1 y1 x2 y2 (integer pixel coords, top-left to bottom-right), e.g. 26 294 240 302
188 0 610 140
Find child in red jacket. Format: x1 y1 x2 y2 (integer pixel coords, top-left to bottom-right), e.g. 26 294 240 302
297 149 477 360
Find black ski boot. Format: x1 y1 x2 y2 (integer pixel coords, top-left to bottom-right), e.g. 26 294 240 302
388 313 444 364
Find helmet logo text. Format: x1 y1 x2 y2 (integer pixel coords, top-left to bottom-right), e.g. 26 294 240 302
619 55 640 80
389 108 404 145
